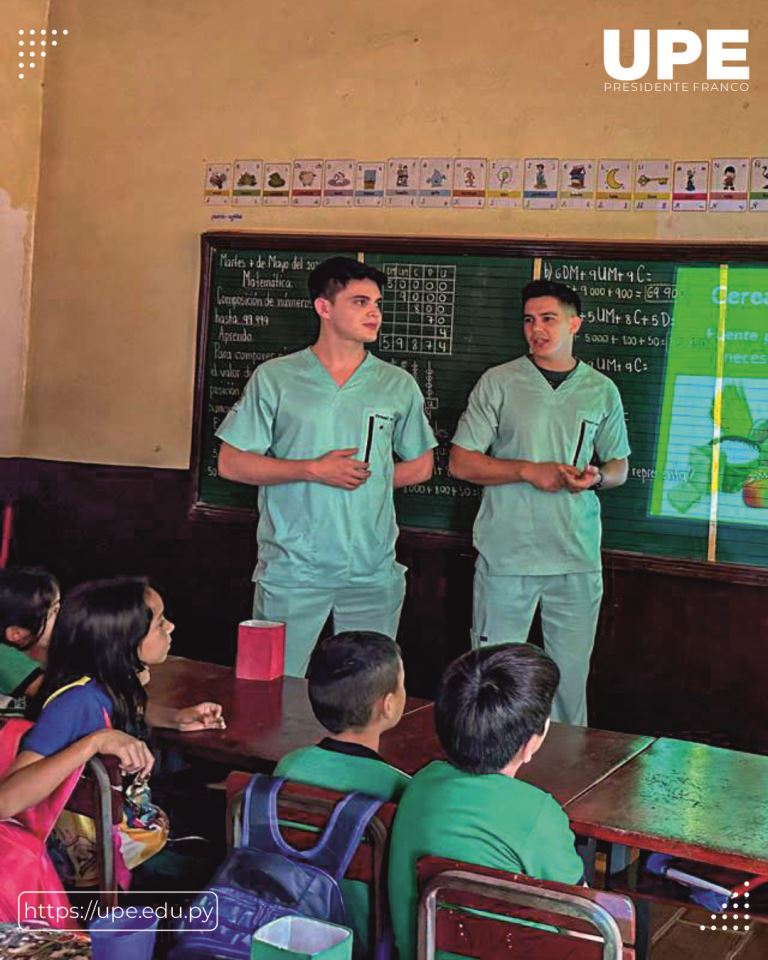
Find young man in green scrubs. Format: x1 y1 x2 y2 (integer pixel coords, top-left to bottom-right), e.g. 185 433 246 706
389 643 584 960
217 257 436 676
275 630 410 957
450 280 630 725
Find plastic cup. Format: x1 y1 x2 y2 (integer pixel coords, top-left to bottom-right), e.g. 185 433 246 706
236 619 285 680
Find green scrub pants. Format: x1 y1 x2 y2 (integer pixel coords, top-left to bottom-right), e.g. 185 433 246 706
253 572 406 677
471 569 604 726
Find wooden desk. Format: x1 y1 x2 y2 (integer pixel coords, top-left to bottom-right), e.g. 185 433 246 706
146 655 430 771
567 737 768 874
147 657 653 807
379 705 654 806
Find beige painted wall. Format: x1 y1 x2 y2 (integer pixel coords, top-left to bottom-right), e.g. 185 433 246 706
0 0 49 457
23 0 768 467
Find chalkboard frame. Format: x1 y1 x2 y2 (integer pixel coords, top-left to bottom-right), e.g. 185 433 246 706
190 232 768 586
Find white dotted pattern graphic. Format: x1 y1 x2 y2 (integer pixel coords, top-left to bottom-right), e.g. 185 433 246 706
699 885 751 934
17 26 68 78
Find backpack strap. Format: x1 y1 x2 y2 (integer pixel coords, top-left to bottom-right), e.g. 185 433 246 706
310 790 383 880
241 773 287 852
241 774 383 881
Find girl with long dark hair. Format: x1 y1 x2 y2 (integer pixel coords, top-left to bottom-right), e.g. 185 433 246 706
2 577 224 887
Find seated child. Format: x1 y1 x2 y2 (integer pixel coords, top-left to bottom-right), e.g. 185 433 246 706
0 568 60 714
6 576 224 888
275 631 410 799
274 631 410 956
388 643 585 960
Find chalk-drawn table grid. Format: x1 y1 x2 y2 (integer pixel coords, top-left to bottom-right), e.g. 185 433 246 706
380 263 455 356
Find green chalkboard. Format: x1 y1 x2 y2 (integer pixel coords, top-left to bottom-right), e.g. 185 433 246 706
365 252 532 531
191 234 768 575
194 243 348 512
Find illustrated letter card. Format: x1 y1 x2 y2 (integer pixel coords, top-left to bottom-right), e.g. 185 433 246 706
558 159 595 210
263 162 291 206
419 158 454 207
749 158 768 212
633 160 672 211
672 161 709 212
204 163 232 205
386 158 419 207
596 160 632 211
523 158 558 209
709 158 748 212
487 159 522 208
323 160 355 207
452 159 487 208
355 162 385 206
291 159 324 206
232 160 263 205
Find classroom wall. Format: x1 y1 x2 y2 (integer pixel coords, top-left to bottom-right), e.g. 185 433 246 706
0 0 48 457
22 0 768 466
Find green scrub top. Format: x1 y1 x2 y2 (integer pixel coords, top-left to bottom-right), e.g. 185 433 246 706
216 348 436 587
452 357 630 575
388 760 585 960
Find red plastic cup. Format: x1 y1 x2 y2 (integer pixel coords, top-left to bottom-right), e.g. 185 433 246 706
236 619 285 680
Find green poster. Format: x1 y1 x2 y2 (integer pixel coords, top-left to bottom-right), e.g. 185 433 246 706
651 266 768 535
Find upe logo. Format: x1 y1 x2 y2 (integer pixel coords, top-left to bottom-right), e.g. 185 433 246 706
603 30 749 81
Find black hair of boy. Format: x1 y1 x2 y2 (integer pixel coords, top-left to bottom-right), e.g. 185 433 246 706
307 631 402 734
435 643 560 774
308 256 388 308
0 567 59 651
521 279 581 318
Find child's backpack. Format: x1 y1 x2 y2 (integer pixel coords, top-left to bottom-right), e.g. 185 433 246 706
171 774 383 960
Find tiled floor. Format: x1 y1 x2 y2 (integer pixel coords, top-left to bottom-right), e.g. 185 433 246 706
648 903 768 958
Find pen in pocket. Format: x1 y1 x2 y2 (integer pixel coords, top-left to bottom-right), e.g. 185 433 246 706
363 414 394 466
363 415 376 463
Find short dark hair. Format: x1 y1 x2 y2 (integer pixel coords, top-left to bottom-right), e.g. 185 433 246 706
435 643 559 774
307 256 387 307
0 567 60 650
522 280 581 317
307 631 402 734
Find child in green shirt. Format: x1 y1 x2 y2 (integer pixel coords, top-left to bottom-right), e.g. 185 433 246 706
388 643 585 960
275 630 410 956
0 568 60 715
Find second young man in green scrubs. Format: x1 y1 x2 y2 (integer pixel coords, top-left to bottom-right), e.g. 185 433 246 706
450 280 630 725
217 257 436 676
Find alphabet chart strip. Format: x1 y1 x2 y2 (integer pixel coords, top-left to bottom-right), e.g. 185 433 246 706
379 262 456 356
